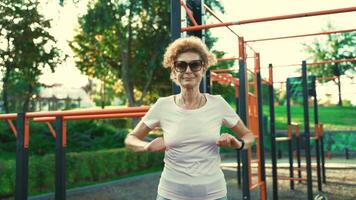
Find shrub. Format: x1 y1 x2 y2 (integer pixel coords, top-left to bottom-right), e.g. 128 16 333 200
0 148 164 197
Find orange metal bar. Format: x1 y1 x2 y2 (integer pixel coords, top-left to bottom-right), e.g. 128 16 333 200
316 76 336 81
0 113 17 120
6 119 17 137
287 125 292 139
211 69 236 73
46 122 56 138
254 51 266 200
63 120 67 147
26 106 149 118
33 112 147 122
24 118 29 148
181 6 356 32
217 57 242 62
246 28 356 43
267 58 356 69
180 0 198 26
235 84 239 98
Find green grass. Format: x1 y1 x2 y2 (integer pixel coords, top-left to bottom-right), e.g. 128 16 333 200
263 105 356 131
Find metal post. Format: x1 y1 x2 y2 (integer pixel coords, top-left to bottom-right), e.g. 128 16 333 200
286 79 294 190
302 61 313 200
269 64 278 200
187 0 209 93
312 76 322 192
206 69 212 94
255 53 267 199
345 147 349 159
238 39 250 199
235 86 242 186
171 0 181 94
15 113 29 200
55 116 66 200
320 133 326 183
296 128 302 183
186 0 203 38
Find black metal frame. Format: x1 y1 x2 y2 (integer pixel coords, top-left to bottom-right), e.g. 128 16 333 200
15 113 29 200
238 59 250 200
268 64 279 200
55 116 66 200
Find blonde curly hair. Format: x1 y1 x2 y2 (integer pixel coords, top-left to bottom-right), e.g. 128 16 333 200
163 36 217 70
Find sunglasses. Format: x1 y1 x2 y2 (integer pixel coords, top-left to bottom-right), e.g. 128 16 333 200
173 60 204 72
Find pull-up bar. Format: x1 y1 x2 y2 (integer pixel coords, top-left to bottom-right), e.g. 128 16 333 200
181 6 356 32
217 57 242 62
0 106 149 120
33 112 147 122
270 58 356 68
246 28 356 43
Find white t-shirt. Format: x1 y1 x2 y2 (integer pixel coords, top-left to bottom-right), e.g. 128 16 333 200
142 94 240 200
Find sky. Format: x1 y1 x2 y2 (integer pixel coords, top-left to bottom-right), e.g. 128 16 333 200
37 0 356 105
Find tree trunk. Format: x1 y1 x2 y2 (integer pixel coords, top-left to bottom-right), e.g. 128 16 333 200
22 81 34 112
2 68 10 113
337 75 342 106
120 1 135 107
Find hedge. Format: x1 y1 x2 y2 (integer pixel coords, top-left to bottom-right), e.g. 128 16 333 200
0 148 164 197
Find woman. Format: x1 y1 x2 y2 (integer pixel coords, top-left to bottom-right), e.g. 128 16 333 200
125 36 255 200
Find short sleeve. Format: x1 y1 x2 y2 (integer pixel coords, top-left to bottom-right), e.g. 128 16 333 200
141 98 161 129
219 96 240 128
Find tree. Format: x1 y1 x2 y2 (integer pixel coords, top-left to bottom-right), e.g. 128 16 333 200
303 24 356 106
0 0 63 112
69 0 224 107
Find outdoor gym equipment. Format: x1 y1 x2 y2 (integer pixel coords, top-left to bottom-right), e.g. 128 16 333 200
0 107 149 200
172 1 356 199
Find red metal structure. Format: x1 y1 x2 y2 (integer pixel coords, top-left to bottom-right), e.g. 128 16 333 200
245 28 356 43
0 106 149 199
181 6 356 32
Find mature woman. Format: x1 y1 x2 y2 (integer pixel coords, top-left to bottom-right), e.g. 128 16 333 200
125 36 255 200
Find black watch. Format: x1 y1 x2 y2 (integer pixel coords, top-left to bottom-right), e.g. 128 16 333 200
236 139 245 151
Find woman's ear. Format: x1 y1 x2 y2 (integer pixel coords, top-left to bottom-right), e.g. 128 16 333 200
170 70 177 81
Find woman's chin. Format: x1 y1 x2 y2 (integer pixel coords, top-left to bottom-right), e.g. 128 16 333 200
180 82 197 89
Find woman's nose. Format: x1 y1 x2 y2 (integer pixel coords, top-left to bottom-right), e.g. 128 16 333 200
185 65 193 73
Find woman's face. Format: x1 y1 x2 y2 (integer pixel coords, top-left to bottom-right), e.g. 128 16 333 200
172 52 205 89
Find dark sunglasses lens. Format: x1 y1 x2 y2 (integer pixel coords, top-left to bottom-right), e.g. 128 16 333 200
174 61 188 72
189 60 202 71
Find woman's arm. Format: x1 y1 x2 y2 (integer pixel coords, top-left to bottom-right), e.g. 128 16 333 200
124 121 166 152
217 120 255 150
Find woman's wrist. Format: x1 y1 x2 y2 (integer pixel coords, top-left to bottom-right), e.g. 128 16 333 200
143 142 150 152
236 139 245 150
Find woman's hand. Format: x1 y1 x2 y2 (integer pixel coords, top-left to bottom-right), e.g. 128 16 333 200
216 133 242 149
144 137 166 152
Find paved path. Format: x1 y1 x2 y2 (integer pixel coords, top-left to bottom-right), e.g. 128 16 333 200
29 157 356 200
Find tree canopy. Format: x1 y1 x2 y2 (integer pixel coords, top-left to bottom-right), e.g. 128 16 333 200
303 24 356 106
70 0 224 107
0 0 63 112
